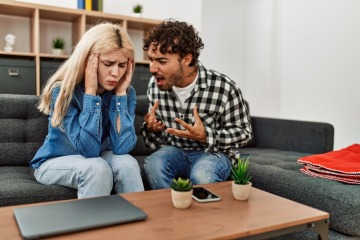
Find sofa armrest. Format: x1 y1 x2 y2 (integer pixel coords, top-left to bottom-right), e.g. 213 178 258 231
250 116 334 154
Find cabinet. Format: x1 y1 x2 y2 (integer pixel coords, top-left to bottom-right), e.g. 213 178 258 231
0 0 159 95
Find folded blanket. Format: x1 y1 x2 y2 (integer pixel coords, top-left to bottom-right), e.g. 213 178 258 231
298 144 360 184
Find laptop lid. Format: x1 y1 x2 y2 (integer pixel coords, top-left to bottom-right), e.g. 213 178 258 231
13 195 147 240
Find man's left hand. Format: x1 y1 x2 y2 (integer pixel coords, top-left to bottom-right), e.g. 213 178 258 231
165 105 206 143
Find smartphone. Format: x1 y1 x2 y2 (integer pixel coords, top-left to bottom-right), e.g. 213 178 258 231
192 186 221 203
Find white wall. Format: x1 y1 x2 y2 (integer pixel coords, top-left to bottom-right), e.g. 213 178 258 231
278 0 360 150
200 0 246 90
202 0 360 150
103 0 202 30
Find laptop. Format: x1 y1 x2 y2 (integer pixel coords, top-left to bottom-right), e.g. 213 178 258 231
13 195 147 240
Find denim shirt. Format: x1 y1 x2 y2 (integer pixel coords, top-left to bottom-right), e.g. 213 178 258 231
30 83 137 169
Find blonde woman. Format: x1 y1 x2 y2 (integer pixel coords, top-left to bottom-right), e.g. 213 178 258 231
31 22 144 198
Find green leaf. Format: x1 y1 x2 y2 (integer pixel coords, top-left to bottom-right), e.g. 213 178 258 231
170 177 193 192
231 155 252 185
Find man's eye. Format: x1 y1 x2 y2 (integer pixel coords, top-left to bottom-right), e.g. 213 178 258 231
104 62 112 66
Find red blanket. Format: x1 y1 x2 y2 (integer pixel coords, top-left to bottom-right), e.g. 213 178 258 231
298 144 360 184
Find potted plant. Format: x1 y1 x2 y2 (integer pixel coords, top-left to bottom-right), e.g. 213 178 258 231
231 155 252 200
52 37 65 55
170 177 193 209
132 4 142 17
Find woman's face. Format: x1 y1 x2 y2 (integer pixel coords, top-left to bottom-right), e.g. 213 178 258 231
96 50 128 94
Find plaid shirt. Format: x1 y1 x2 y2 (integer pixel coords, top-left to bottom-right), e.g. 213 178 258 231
141 61 253 163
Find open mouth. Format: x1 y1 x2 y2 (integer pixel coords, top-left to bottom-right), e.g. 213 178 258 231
155 76 164 86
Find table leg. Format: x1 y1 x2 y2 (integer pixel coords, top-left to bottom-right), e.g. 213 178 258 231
308 219 329 240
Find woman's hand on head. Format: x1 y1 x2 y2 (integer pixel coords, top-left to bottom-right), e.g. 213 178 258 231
115 59 133 96
85 53 99 96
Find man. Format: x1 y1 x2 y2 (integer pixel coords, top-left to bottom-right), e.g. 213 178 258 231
141 19 253 190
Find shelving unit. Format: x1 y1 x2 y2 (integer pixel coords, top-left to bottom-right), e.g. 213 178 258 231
0 0 159 95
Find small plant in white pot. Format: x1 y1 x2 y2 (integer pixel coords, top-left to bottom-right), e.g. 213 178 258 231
170 177 193 209
132 4 143 17
52 37 65 55
231 155 252 200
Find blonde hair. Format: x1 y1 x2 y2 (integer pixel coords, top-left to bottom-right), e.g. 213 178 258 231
38 22 134 128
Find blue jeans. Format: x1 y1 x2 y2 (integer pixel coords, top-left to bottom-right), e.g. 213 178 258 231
144 145 232 189
34 151 144 198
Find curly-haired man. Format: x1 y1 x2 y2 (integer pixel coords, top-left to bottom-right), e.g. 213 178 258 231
141 19 253 189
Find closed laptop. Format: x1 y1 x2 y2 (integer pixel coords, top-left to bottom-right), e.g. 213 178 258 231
14 195 147 239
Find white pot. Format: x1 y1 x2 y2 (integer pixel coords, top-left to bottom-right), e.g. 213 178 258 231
52 48 64 55
171 189 193 209
232 181 252 200
132 13 141 18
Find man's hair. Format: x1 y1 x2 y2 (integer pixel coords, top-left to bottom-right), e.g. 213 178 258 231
143 19 204 66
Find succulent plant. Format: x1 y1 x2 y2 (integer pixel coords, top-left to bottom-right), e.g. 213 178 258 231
170 177 193 192
133 4 142 13
231 155 252 185
52 37 65 49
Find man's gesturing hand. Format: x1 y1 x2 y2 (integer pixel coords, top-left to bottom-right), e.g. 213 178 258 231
144 100 166 133
165 105 206 143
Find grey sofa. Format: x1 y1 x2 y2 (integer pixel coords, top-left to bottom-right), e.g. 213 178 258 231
0 93 359 240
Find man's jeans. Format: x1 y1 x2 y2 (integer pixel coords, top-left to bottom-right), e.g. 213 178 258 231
144 145 232 189
34 151 144 198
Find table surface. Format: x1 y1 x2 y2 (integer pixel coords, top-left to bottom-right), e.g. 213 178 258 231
0 181 329 240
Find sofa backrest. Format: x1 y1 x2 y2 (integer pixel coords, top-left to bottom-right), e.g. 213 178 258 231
0 94 153 167
0 94 47 166
129 95 154 156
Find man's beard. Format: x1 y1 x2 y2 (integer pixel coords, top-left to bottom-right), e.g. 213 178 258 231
157 64 184 91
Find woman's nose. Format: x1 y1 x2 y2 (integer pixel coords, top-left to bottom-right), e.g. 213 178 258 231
111 66 120 77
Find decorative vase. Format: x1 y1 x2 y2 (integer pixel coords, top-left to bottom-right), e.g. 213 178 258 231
52 48 64 55
232 181 252 200
171 189 193 209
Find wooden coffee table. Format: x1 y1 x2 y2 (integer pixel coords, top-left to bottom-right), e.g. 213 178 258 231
0 181 329 239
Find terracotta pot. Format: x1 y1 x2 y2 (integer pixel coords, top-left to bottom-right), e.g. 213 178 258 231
171 189 193 209
232 181 252 200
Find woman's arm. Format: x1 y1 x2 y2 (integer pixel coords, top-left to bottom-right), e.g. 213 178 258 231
51 87 103 157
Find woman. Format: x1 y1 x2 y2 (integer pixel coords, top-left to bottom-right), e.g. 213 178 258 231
31 22 144 198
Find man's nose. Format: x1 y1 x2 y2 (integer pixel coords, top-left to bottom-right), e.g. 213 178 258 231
149 62 158 74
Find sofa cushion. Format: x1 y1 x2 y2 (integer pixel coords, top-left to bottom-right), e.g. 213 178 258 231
242 147 360 236
0 166 77 207
0 94 47 166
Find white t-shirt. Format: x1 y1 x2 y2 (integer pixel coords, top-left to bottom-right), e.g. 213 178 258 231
172 73 198 108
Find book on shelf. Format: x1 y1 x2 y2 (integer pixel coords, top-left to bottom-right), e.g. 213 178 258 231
92 0 98 11
77 0 85 9
85 0 92 11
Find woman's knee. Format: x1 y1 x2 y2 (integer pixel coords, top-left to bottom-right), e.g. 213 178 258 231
84 157 113 181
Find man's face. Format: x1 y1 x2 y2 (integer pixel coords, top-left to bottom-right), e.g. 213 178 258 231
147 43 184 91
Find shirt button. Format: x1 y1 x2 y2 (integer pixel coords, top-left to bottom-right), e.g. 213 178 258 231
96 102 100 106
117 102 120 106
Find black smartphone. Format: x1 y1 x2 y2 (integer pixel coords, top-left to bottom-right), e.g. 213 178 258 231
192 186 221 202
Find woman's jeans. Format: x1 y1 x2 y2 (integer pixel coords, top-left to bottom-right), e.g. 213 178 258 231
34 151 144 198
144 145 232 189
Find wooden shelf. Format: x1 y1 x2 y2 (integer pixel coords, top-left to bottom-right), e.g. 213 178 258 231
0 0 159 95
